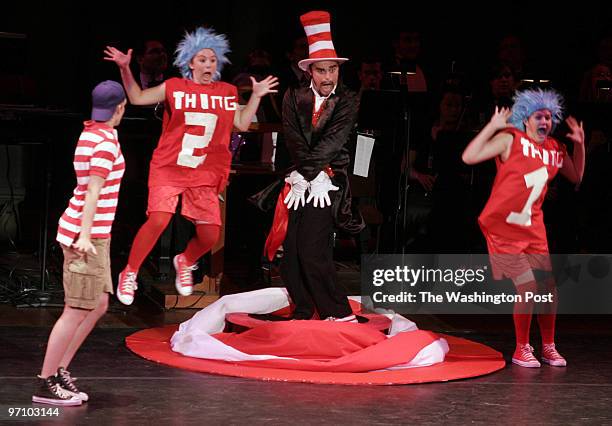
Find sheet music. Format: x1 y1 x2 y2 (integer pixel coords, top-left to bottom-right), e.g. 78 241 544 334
353 134 375 177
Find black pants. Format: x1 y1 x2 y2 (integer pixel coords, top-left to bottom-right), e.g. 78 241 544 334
281 202 353 319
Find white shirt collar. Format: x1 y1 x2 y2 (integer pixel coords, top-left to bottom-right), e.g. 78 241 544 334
310 81 336 112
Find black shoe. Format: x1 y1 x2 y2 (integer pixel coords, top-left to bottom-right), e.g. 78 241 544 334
57 367 89 402
290 312 314 320
32 375 82 406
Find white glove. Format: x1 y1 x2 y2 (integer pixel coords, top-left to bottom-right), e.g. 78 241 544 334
307 171 339 208
283 170 308 210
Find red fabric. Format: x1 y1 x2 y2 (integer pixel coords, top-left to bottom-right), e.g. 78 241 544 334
149 78 237 188
216 322 385 358
537 276 557 344
300 11 339 60
483 231 551 280
127 212 173 270
311 98 327 126
212 322 440 372
225 312 391 332
479 128 565 243
300 11 332 27
184 224 220 265
537 314 556 345
513 313 533 345
306 49 340 61
147 185 221 225
513 280 537 345
126 325 505 385
307 32 333 46
263 183 291 261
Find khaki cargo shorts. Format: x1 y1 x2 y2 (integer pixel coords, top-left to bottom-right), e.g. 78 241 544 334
62 239 113 310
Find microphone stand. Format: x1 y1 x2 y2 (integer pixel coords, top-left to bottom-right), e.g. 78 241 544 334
392 61 414 255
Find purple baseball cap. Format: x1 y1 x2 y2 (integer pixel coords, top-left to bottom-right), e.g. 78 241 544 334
91 80 126 121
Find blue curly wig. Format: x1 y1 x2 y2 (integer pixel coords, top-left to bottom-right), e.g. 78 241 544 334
174 27 231 81
509 88 564 132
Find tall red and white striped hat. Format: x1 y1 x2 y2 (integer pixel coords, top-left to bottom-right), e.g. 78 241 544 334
298 11 348 72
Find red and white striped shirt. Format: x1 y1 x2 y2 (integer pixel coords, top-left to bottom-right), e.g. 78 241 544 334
56 121 125 246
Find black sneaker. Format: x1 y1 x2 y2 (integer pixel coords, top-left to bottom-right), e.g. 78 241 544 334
32 375 82 406
57 367 89 402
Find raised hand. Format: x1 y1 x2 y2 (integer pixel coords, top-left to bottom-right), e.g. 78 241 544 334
490 106 512 131
103 46 132 69
565 116 585 145
250 75 279 98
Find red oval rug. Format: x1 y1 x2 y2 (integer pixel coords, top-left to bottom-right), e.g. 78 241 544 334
126 325 505 385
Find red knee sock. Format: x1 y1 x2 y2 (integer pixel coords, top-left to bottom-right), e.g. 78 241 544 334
537 276 557 345
512 280 537 345
513 313 533 345
183 224 220 264
127 212 173 271
537 314 556 345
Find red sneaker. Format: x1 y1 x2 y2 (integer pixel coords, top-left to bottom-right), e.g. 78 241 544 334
117 267 138 305
173 254 197 296
541 343 567 367
512 344 541 368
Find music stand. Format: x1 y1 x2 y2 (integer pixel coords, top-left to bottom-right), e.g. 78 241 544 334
354 90 402 255
357 89 401 134
357 83 429 253
387 63 434 253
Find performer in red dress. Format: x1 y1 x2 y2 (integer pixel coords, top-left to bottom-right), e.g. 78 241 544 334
462 88 585 367
104 28 278 305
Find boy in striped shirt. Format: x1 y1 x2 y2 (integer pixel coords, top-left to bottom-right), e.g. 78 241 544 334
33 81 127 406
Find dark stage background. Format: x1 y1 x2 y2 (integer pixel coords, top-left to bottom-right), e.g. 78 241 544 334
2 1 612 260
2 1 612 110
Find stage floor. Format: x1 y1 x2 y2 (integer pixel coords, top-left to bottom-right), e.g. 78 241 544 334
1 316 611 424
1 253 611 423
